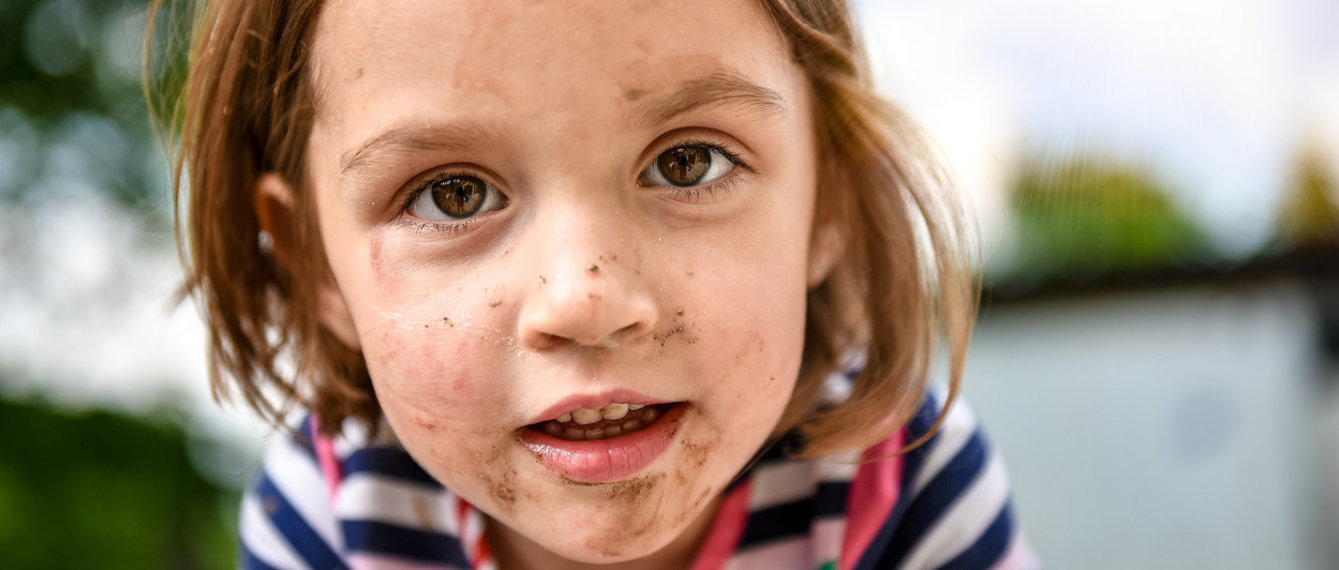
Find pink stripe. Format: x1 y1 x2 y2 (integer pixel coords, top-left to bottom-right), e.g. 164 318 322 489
310 417 343 504
839 429 905 570
689 480 753 570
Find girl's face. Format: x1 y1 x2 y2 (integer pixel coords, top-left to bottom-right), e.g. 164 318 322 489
303 0 829 564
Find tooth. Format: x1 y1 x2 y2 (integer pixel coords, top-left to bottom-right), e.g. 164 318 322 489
585 427 605 439
601 403 629 420
622 419 642 431
558 413 572 423
563 427 585 439
604 425 622 437
628 404 645 410
572 408 602 425
642 407 661 422
544 423 562 436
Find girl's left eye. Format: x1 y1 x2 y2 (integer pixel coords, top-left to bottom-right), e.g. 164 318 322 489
640 144 737 188
406 174 507 222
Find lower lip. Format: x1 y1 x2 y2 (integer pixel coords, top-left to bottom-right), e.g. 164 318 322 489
518 404 687 484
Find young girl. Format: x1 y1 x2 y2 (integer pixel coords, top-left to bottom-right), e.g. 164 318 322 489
161 0 1036 568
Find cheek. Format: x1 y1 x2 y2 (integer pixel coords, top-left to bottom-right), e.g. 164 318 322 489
358 309 516 447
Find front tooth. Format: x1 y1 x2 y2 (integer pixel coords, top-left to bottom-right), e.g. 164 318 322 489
572 408 602 425
558 413 572 423
628 404 645 410
601 403 629 420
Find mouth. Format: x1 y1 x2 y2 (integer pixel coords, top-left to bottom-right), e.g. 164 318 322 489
531 402 669 441
519 402 688 483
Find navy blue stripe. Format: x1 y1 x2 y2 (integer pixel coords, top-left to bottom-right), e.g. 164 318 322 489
936 499 1015 570
813 481 852 517
875 428 989 569
739 498 812 547
285 416 319 464
343 447 441 487
854 395 944 570
255 472 347 569
342 519 470 566
239 542 282 570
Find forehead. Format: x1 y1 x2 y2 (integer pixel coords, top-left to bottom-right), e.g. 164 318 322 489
308 0 798 138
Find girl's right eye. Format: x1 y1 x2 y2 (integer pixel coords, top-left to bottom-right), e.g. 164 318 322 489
405 174 508 222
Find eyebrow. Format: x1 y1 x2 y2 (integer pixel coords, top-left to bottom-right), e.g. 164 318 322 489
339 120 502 177
637 71 787 126
338 70 787 178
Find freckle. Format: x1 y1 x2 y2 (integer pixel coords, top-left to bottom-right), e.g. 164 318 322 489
675 308 684 317
588 293 602 300
490 299 502 307
588 264 599 273
611 254 618 261
675 326 683 333
685 269 694 276
538 275 547 285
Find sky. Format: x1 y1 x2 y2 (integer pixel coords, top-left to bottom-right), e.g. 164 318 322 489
856 0 1339 262
2 0 1337 479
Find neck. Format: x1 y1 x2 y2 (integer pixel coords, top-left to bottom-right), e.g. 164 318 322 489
484 495 723 570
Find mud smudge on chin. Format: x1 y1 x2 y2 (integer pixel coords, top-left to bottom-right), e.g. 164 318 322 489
479 446 518 514
606 472 666 504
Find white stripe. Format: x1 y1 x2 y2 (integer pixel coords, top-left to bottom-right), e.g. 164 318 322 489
811 516 847 567
334 474 456 534
991 528 1042 570
814 449 861 483
900 451 1011 570
912 398 979 495
748 461 816 510
726 536 810 570
263 438 344 552
240 490 307 569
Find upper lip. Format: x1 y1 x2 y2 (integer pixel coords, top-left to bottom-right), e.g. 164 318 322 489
528 389 670 424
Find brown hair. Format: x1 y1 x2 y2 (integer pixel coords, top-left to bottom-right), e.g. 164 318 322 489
153 0 977 457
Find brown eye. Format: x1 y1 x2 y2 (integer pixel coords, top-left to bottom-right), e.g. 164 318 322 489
656 146 712 186
642 143 738 189
431 176 486 217
407 174 507 222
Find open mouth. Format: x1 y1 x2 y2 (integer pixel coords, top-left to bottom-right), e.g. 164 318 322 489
530 403 676 441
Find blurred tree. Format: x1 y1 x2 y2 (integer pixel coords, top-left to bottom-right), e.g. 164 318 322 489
1276 144 1339 250
0 0 187 214
999 158 1209 286
0 397 235 569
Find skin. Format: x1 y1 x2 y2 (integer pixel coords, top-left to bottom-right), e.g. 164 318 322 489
262 0 840 567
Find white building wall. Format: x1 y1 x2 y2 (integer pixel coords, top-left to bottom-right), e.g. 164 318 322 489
963 278 1325 569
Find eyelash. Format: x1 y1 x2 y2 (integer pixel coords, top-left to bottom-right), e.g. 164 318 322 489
392 170 492 235
391 138 755 233
642 139 754 202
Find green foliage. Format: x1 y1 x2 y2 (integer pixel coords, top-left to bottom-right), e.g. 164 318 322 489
0 397 236 569
0 0 190 215
1002 159 1208 284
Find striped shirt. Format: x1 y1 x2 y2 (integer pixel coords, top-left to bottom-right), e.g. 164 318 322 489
241 385 1038 570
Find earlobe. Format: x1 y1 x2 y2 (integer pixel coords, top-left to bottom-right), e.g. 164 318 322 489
254 173 362 350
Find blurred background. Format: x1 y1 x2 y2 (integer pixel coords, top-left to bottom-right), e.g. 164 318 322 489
0 0 1335 567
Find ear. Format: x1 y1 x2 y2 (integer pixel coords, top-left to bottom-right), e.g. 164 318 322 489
806 212 848 288
255 173 362 349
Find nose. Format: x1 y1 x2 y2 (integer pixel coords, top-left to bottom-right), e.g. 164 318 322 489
516 208 659 350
